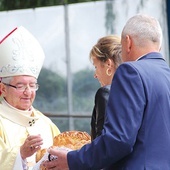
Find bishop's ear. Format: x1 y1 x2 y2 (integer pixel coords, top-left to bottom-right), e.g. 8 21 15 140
0 83 7 97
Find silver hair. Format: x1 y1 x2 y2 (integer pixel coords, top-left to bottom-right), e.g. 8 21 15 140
1 77 13 84
121 14 162 49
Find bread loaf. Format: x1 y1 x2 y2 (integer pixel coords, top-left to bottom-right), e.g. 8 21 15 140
36 130 91 164
53 130 91 150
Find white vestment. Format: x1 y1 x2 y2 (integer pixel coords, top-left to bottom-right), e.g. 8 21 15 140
0 98 60 170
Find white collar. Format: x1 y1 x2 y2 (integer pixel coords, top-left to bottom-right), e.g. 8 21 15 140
0 98 39 127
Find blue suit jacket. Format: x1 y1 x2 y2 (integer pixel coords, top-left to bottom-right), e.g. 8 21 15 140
68 52 170 170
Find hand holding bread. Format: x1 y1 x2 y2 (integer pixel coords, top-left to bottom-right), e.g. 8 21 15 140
34 130 91 170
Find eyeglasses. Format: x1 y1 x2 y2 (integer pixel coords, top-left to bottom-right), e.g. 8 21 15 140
3 83 39 91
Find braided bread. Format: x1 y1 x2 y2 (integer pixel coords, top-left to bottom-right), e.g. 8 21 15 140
36 131 91 163
53 130 91 150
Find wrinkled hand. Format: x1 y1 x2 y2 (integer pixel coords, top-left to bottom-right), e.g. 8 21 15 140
20 134 43 159
41 147 69 170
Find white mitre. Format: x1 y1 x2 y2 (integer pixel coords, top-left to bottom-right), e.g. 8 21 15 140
0 26 45 79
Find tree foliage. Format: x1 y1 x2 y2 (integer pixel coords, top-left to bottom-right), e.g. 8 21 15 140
72 68 100 111
73 68 99 97
37 67 67 101
33 67 99 113
0 0 100 11
34 67 67 112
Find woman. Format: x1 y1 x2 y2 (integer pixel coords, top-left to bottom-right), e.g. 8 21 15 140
90 35 122 140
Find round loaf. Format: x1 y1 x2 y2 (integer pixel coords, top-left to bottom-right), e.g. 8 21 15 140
36 130 91 169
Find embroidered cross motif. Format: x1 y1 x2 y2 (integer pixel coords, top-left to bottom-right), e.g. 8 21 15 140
29 119 35 126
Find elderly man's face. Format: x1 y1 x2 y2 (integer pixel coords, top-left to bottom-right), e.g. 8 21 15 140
3 75 37 110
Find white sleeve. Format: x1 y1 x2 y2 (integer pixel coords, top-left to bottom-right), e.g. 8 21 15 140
13 151 27 170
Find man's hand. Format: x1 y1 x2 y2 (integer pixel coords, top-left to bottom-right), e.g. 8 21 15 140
41 147 69 170
20 134 43 159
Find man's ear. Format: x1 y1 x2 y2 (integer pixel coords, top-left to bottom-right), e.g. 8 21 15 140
126 35 132 53
0 83 6 97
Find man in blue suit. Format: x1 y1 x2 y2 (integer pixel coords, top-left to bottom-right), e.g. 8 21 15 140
42 14 170 170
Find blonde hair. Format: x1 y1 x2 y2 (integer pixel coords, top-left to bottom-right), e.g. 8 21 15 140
90 35 122 69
